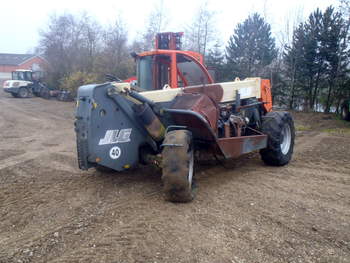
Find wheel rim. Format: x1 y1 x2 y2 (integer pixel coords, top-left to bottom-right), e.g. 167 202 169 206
188 148 194 187
281 124 291 155
19 88 28 97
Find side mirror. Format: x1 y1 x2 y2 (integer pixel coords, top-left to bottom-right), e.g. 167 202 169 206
130 52 138 59
130 52 139 62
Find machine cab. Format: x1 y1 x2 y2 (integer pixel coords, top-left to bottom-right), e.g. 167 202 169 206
135 32 214 91
11 70 43 82
12 70 33 82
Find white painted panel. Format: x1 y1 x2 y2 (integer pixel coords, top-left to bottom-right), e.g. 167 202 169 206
140 78 262 103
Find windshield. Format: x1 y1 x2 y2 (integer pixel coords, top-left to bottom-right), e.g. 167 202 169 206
12 71 32 81
136 53 210 90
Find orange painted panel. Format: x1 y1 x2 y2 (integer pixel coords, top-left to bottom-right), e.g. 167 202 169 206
260 79 273 112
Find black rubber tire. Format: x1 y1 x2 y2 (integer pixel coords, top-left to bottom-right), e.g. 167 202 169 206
18 87 30 98
162 130 195 202
40 87 51 99
95 164 116 173
260 111 295 166
341 101 350 121
11 93 18 98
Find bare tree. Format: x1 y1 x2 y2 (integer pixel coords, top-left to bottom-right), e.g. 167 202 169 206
262 0 269 20
38 12 103 85
79 14 102 72
39 13 80 84
339 0 350 17
184 2 217 57
142 0 169 50
94 17 133 79
276 6 304 48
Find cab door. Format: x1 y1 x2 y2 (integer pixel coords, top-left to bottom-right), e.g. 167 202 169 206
176 54 213 87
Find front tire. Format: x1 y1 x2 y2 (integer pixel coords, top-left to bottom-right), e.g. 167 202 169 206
17 87 30 98
260 111 295 166
162 130 195 202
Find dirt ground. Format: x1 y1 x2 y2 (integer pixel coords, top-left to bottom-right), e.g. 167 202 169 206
0 90 349 263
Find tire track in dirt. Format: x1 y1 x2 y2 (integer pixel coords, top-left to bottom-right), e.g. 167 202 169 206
0 94 75 171
0 146 71 170
293 131 327 153
0 96 74 122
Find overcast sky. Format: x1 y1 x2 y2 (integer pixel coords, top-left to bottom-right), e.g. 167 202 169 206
0 0 339 54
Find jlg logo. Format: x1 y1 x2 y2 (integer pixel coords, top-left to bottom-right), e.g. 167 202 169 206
99 129 132 145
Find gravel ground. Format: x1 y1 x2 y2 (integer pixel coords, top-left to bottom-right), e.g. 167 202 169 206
0 90 349 263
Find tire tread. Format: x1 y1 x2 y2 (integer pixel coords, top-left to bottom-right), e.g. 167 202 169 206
260 111 295 166
162 130 194 202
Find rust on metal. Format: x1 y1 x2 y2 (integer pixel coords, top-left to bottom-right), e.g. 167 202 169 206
236 102 263 111
229 115 245 137
183 84 224 103
171 93 219 131
216 134 267 159
164 109 216 141
224 122 230 138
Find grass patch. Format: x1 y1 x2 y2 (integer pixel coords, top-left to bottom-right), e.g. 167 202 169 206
321 128 350 134
295 125 312 131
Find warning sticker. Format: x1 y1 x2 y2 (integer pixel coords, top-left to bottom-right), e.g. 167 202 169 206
109 146 121 159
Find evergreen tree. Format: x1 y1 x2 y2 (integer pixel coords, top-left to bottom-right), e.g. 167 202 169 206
283 24 306 109
301 8 324 110
225 13 277 79
284 9 326 111
205 42 225 82
320 6 348 112
283 6 349 112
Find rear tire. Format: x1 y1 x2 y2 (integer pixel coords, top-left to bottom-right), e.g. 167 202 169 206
341 101 350 121
17 87 30 98
162 130 195 202
40 87 51 99
260 111 295 166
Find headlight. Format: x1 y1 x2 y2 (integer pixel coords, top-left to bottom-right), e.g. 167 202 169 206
12 82 20 87
4 82 9 87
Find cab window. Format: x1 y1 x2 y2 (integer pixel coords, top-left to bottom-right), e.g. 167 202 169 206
176 54 210 86
137 55 171 91
137 56 153 91
24 71 32 81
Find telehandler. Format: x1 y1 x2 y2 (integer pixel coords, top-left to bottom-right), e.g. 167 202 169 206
75 32 295 202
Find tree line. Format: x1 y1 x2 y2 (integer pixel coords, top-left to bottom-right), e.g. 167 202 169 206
206 3 350 113
37 1 350 113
